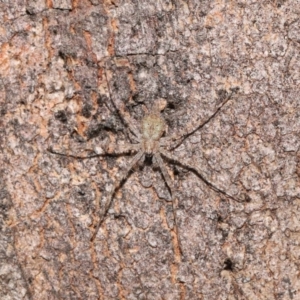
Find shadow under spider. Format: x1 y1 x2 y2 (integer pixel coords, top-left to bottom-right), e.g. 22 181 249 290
48 64 246 255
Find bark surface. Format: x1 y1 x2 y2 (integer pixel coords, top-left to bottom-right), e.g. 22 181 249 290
1 0 300 299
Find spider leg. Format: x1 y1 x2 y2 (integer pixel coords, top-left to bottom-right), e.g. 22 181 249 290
164 88 238 150
154 152 183 255
154 153 174 195
159 149 244 203
48 142 139 159
104 62 141 141
91 149 144 240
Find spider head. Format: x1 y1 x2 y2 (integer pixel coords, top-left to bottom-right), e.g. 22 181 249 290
144 140 156 156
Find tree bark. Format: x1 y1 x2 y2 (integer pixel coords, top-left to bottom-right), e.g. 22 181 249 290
1 0 300 299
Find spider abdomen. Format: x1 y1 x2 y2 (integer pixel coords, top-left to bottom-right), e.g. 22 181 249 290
142 114 165 141
141 114 165 155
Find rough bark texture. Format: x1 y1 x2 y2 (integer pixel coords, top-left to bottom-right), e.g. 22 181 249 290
1 0 300 299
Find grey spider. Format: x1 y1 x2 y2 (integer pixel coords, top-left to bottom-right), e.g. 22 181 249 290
49 70 243 243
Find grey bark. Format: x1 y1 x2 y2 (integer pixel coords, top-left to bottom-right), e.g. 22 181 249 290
1 0 300 299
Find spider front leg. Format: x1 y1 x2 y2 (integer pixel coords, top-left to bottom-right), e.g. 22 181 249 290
154 153 174 196
91 149 144 240
159 149 245 203
154 153 183 255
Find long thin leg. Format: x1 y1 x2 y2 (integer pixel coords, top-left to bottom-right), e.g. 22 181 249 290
159 149 244 203
163 88 238 150
48 142 139 159
91 149 145 240
104 62 141 140
154 153 183 255
154 153 174 195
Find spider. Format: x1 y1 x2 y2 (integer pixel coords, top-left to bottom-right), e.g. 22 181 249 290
49 67 243 244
